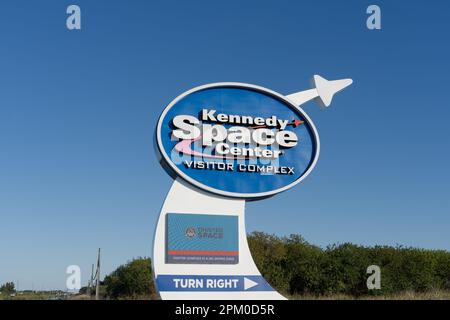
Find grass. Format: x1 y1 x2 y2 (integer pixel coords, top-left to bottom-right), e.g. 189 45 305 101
0 291 70 300
2 291 450 300
287 290 450 300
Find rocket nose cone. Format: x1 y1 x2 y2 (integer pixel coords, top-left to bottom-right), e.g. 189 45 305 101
313 75 353 107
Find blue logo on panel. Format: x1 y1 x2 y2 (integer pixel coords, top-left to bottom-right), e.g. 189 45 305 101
156 84 319 198
166 213 239 264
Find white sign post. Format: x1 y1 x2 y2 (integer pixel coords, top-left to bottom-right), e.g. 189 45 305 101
153 75 352 300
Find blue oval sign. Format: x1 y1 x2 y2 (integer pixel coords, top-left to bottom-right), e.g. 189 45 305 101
156 83 320 198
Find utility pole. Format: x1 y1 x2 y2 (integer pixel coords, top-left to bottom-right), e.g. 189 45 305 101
87 263 94 298
95 248 101 300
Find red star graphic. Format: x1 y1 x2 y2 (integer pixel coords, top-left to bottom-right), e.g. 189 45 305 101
292 119 304 128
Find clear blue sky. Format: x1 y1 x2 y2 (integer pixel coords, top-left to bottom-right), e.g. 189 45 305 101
0 1 449 290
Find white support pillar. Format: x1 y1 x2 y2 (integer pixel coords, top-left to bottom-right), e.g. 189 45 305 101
152 178 286 300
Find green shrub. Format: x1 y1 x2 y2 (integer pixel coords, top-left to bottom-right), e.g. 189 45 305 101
103 257 156 299
102 234 450 299
247 232 450 297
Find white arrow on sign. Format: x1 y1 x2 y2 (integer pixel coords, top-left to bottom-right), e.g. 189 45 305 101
244 277 258 290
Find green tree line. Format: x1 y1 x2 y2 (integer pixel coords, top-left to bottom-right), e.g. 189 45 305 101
248 232 450 296
103 257 157 299
0 282 16 295
100 232 450 299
